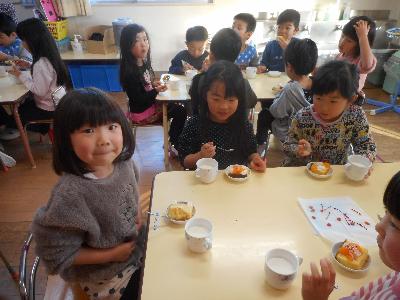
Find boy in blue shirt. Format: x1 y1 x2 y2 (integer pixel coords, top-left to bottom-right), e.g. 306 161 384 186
169 26 209 75
257 9 300 73
232 13 258 69
0 13 31 62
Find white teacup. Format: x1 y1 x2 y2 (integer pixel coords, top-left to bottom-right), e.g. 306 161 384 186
195 158 218 184
185 218 213 253
345 154 371 181
185 69 198 79
0 66 7 77
246 66 257 79
264 248 303 290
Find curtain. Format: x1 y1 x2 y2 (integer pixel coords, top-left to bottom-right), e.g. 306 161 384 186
52 0 92 17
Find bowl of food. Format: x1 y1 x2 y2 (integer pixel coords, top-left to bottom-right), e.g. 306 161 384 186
225 164 250 182
331 240 370 273
306 162 333 179
166 201 196 224
267 71 281 78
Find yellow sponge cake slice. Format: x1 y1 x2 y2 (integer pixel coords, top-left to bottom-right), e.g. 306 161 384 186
167 203 193 221
335 240 369 270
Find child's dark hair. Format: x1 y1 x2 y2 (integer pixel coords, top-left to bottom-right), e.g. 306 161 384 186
16 18 70 88
119 23 154 91
199 60 248 155
277 9 300 28
234 13 256 32
284 38 318 75
312 60 359 100
210 28 241 62
186 26 208 43
0 12 15 35
383 171 400 220
342 16 376 58
52 88 135 176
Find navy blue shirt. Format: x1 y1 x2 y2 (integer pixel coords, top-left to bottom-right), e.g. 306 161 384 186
168 50 209 75
260 38 298 72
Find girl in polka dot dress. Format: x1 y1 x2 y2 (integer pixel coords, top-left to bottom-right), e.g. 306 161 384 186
177 60 266 171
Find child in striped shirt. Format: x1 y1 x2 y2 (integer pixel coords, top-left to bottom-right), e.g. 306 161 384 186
301 170 400 300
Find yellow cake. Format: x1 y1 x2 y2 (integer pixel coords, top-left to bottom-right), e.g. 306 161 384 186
167 203 193 221
335 240 369 270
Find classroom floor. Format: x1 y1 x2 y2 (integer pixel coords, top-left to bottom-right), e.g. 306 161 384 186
0 84 399 300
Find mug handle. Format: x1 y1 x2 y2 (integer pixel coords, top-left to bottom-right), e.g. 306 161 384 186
195 168 201 178
204 237 212 250
296 255 303 266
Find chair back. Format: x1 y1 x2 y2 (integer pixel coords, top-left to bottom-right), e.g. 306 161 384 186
19 232 40 300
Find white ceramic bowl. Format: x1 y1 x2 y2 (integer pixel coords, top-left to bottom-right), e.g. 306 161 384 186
267 71 281 77
224 165 250 182
165 201 196 225
306 162 333 179
331 241 371 273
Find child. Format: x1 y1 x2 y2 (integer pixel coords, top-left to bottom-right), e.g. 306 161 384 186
0 13 31 61
302 170 400 300
177 60 266 171
256 38 318 145
282 60 376 166
189 28 257 115
32 88 145 300
232 13 258 68
337 16 376 104
1 18 69 136
120 23 186 147
168 25 209 75
257 9 300 73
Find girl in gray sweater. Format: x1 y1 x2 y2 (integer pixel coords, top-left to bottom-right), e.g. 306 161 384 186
32 88 144 300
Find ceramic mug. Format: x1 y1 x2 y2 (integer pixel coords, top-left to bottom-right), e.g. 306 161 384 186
264 248 303 290
345 154 371 181
195 158 218 184
185 218 213 253
246 66 257 79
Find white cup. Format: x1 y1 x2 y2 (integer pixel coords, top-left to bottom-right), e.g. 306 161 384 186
185 69 198 79
345 154 372 181
246 66 257 79
195 158 218 184
185 218 213 253
0 66 7 77
264 248 303 290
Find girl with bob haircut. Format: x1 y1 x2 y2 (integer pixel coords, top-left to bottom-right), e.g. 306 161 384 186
33 88 144 300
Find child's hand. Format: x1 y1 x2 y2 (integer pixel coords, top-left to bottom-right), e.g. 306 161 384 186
7 64 21 77
183 63 194 72
249 153 266 172
154 80 167 92
277 36 289 49
14 59 31 69
302 258 336 300
201 57 210 72
354 20 370 39
200 142 216 158
297 139 312 157
0 51 8 61
111 241 136 262
257 65 267 74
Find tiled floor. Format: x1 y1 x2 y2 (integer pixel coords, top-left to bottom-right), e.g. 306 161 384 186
0 86 399 300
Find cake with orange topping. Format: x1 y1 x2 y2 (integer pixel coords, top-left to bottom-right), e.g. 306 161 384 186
335 240 369 270
310 162 331 175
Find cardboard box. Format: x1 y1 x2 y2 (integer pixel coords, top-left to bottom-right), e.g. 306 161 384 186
85 25 116 54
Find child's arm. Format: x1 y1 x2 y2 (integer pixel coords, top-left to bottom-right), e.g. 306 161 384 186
125 73 158 109
244 79 257 109
282 118 312 163
355 20 376 72
257 43 271 73
168 52 185 75
301 258 336 300
249 153 266 172
183 142 216 169
73 241 136 265
249 47 259 67
269 82 302 119
0 51 11 61
350 106 377 163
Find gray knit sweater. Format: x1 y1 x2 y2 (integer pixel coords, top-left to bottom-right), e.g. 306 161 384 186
32 159 145 282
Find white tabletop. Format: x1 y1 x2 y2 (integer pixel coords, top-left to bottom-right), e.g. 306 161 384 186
0 75 29 104
60 50 120 61
141 163 398 300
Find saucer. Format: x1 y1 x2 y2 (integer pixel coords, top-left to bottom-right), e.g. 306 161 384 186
267 71 281 77
306 162 333 179
224 165 250 182
331 242 371 273
165 201 196 225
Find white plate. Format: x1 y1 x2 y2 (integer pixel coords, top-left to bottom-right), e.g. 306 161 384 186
331 241 371 273
160 73 180 84
165 201 196 225
267 71 281 77
224 165 250 182
306 162 333 179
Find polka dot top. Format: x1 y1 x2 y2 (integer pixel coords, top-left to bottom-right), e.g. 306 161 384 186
177 115 257 169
